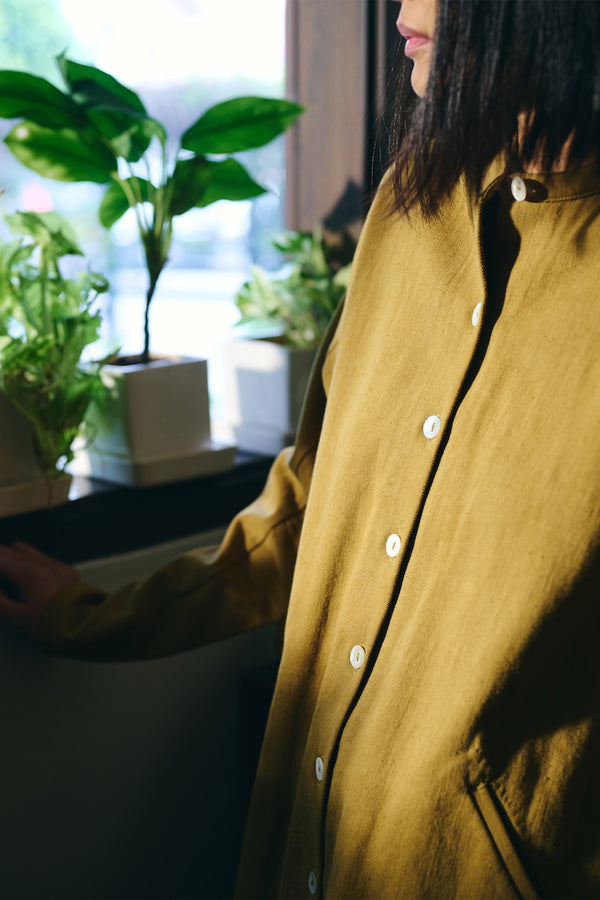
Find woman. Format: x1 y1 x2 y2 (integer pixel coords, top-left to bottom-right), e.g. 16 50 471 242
1 1 600 897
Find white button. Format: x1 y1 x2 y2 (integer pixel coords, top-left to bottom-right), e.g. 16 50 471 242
308 870 318 895
510 175 527 202
472 302 483 328
350 644 366 669
315 756 324 782
386 533 402 558
423 415 441 439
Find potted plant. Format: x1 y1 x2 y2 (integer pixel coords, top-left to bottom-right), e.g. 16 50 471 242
0 54 304 484
223 225 355 455
0 210 109 516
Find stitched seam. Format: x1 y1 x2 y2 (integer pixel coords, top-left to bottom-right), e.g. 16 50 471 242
544 189 600 202
493 776 529 836
465 735 493 787
172 505 306 603
291 442 319 478
481 173 508 203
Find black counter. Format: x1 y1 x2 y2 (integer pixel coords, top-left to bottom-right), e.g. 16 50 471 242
0 453 274 563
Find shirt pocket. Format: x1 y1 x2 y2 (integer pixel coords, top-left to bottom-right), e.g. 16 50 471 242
468 780 540 900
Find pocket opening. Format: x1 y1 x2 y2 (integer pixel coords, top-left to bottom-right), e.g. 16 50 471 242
470 782 539 900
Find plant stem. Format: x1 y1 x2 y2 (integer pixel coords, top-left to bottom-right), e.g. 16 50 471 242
140 189 172 363
39 246 50 334
142 269 159 364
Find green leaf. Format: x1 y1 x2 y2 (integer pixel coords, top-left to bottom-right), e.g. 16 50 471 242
56 54 146 116
86 108 143 142
0 203 110 476
99 177 152 227
181 96 304 154
0 70 81 128
5 121 117 183
169 157 212 216
194 158 266 208
107 116 165 162
84 271 110 296
232 225 354 347
5 210 83 257
98 181 129 228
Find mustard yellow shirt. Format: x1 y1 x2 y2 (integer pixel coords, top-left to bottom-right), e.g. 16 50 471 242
41 159 600 899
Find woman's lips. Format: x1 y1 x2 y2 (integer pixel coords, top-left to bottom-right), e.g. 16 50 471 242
397 23 431 57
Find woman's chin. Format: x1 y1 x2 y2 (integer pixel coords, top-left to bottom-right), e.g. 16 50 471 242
410 65 428 98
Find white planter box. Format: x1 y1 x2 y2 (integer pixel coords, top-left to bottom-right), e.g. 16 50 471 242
73 356 236 486
224 340 317 455
0 393 72 517
0 474 72 518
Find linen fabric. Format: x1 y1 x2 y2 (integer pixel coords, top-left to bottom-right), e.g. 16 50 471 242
39 159 600 899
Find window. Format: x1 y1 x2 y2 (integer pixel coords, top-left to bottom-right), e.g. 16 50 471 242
0 0 287 416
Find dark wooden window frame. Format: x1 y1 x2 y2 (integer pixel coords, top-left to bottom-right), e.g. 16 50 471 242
285 0 400 233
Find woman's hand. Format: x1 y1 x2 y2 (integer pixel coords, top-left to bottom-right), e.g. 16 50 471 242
0 542 79 634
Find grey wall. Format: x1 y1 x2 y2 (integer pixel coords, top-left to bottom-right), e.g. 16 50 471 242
0 532 279 899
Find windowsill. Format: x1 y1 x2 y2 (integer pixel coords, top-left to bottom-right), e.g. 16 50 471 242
0 452 274 564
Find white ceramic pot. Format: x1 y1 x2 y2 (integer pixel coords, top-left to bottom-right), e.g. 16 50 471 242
224 339 317 456
0 473 72 518
74 356 236 486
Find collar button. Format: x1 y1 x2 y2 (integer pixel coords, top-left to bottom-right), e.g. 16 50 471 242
510 175 527 202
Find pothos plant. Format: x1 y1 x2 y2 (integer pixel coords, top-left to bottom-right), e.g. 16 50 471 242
233 224 356 349
0 54 304 362
0 210 109 479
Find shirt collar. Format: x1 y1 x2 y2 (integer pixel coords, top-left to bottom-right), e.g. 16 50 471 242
480 156 600 205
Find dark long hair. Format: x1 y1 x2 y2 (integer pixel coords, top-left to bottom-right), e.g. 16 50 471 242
389 0 600 217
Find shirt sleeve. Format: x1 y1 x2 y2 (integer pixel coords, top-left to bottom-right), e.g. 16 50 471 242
37 301 345 662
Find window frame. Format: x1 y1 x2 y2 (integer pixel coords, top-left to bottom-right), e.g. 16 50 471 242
285 0 399 233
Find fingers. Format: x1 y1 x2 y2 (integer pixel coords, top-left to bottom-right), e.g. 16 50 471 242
0 564 34 629
12 541 53 561
0 545 25 577
0 593 33 629
0 548 29 617
0 544 38 581
0 542 79 635
0 544 23 561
